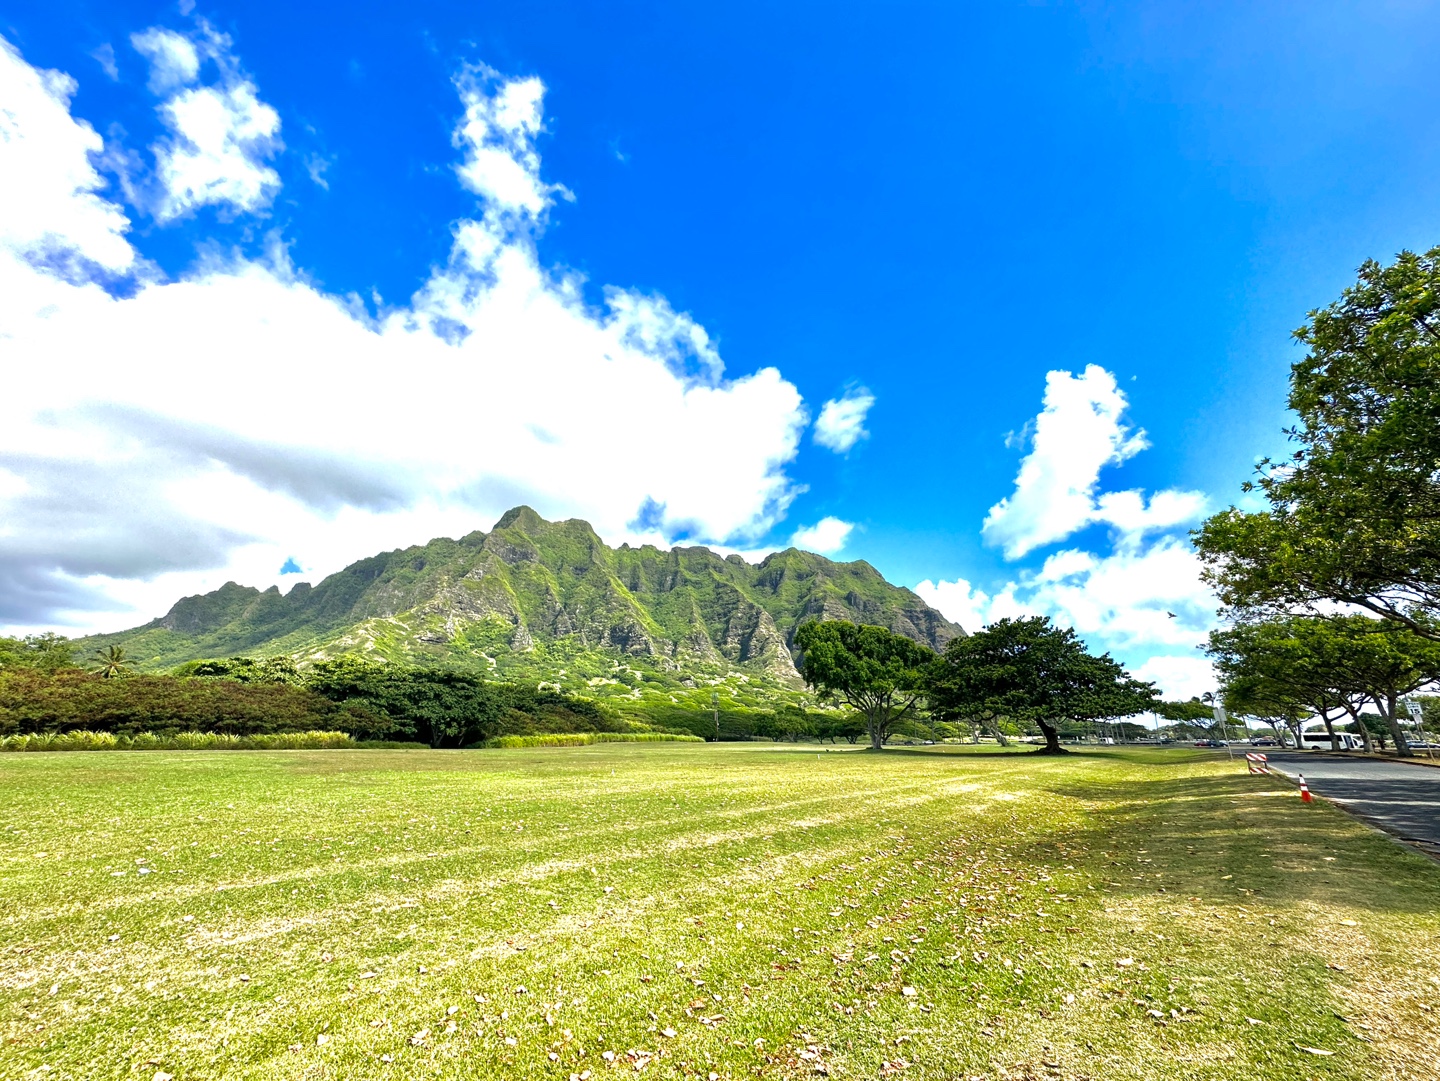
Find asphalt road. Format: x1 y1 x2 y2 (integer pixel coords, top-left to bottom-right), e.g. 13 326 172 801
1254 750 1440 854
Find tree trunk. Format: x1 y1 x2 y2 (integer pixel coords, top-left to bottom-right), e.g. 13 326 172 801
1320 711 1339 751
1034 719 1067 755
1342 702 1375 754
868 710 884 750
1379 694 1413 757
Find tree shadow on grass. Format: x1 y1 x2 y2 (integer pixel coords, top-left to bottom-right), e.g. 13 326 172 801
1032 766 1440 917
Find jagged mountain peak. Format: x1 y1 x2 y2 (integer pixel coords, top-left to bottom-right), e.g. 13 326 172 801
85 507 963 711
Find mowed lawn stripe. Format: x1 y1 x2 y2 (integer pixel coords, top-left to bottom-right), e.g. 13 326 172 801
3 744 1438 1080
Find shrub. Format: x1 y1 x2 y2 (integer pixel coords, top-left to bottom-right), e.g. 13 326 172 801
0 668 342 737
303 658 622 747
0 730 360 751
482 732 704 748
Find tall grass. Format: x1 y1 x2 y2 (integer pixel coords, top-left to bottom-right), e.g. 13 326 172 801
0 730 359 752
482 732 704 748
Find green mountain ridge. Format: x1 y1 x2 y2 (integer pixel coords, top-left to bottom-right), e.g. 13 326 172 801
80 506 963 719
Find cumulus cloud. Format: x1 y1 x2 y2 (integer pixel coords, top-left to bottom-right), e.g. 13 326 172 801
919 364 1220 700
452 64 568 219
0 34 809 631
791 517 854 556
813 387 875 453
917 545 1218 697
982 365 1206 558
0 37 135 274
128 25 283 221
1131 655 1216 703
130 27 199 94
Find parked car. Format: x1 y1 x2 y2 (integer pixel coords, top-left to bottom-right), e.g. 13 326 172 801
1249 737 1278 747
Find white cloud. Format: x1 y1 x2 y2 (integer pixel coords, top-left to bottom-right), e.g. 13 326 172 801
918 547 1218 697
914 578 995 634
130 28 199 94
920 364 1220 699
981 365 1206 558
813 387 874 453
90 44 119 81
128 26 283 222
1131 655 1216 702
151 80 281 220
0 35 809 632
790 517 853 555
0 37 135 274
452 64 568 219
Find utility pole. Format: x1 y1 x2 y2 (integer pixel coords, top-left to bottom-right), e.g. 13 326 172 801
712 690 720 742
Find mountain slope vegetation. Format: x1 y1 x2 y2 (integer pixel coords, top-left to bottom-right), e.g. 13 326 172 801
78 507 962 719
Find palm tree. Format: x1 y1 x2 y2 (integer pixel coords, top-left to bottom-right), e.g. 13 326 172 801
91 645 131 679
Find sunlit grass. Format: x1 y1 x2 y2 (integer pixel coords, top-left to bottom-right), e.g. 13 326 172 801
2 744 1437 1080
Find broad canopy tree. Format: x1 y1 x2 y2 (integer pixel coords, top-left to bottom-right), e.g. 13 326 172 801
1208 617 1367 752
1196 245 1440 639
792 620 935 750
1207 615 1440 756
926 616 1156 755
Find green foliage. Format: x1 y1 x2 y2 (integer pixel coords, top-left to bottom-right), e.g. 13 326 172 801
1154 698 1214 723
792 620 936 749
90 645 131 679
0 668 342 738
753 703 818 742
1195 245 1440 636
0 633 76 671
928 616 1156 755
1207 614 1440 755
0 730 360 752
302 657 621 748
482 732 703 748
69 508 962 725
174 656 303 684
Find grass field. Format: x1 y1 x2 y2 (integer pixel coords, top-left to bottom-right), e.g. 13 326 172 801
3 744 1439 1081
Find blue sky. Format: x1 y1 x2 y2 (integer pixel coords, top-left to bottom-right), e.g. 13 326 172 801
4 1 1440 696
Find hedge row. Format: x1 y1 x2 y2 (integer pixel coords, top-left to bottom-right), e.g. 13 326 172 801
482 732 705 748
0 730 359 751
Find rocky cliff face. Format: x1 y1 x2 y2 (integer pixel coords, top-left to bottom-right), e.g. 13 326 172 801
82 507 963 708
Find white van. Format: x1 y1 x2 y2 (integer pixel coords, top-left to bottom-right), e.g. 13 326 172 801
1298 729 1362 750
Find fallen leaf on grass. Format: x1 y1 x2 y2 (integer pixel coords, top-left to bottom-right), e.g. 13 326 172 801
1295 1044 1334 1056
410 1029 430 1046
380 1053 394 1063
1115 958 1134 968
152 1073 173 1081
660 1028 677 1038
901 986 917 997
1339 919 1358 927
1245 1017 1264 1026
316 1034 330 1046
360 972 377 979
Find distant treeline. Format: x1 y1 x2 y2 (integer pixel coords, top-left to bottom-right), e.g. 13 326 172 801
0 636 631 748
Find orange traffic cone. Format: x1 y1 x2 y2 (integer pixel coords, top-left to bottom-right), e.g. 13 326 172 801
1298 773 1313 803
